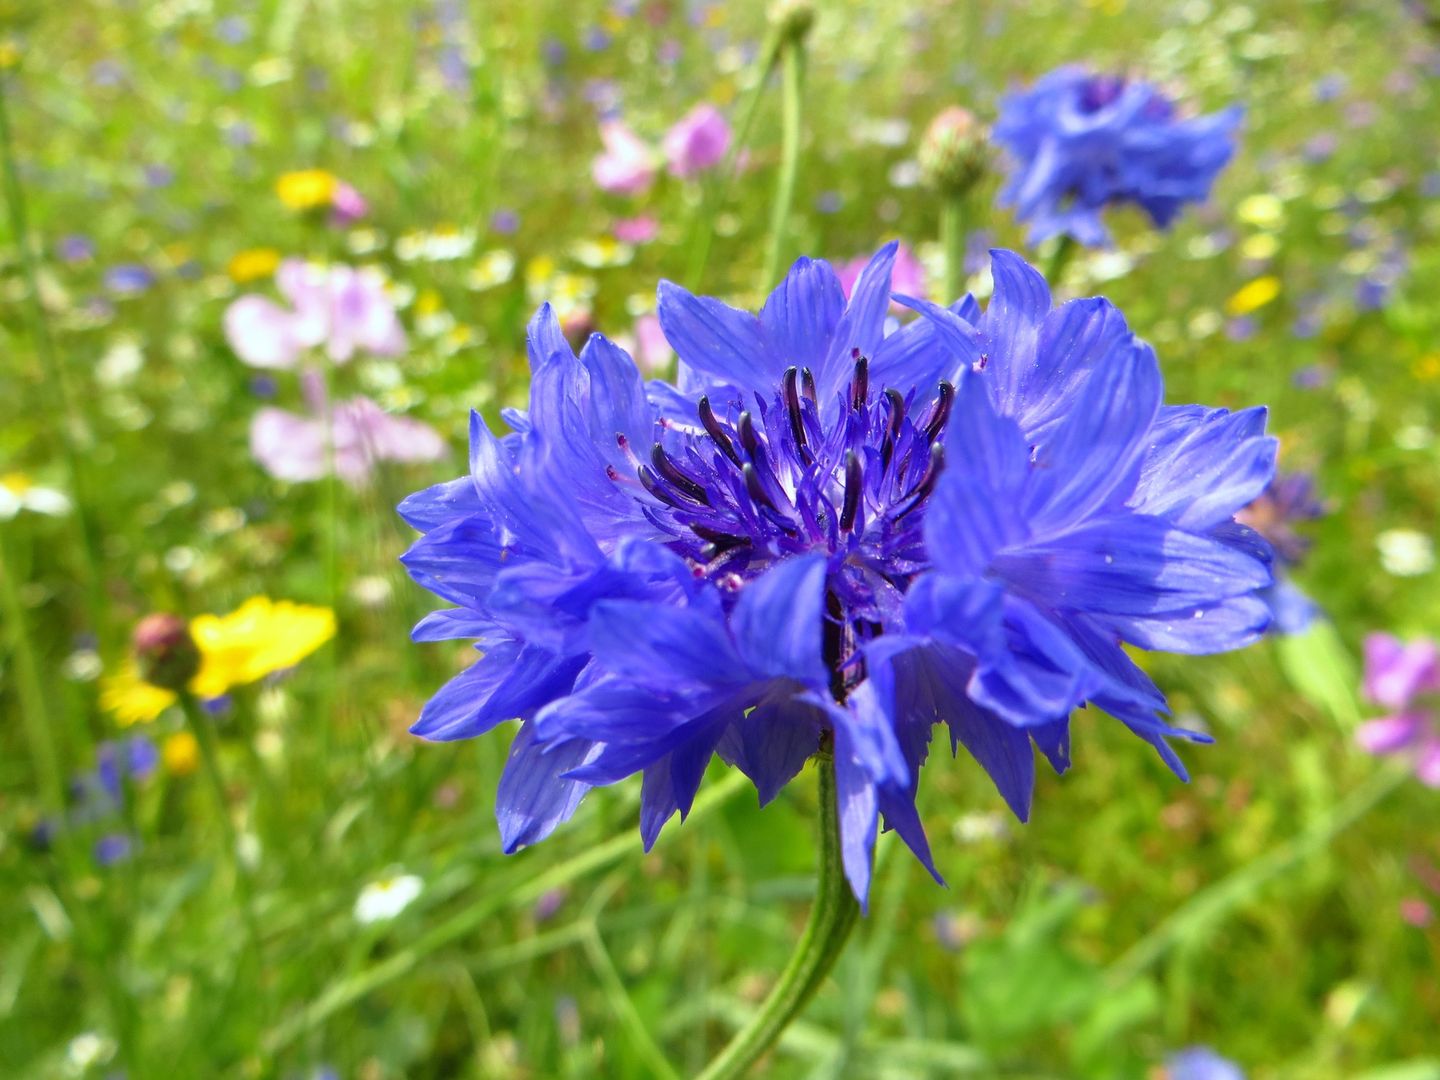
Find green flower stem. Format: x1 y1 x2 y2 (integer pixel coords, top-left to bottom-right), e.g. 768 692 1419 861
940 193 968 304
179 691 264 963
1043 234 1077 288
685 26 783 288
0 535 64 815
695 755 859 1080
760 37 806 291
0 76 103 641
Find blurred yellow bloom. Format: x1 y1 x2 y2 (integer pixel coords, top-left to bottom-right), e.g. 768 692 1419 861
1226 276 1281 317
1237 193 1284 230
0 40 21 69
162 731 200 776
101 597 336 724
276 169 338 211
1239 234 1279 261
101 662 179 726
467 250 515 291
189 597 336 699
228 248 282 283
1415 353 1440 382
414 288 445 318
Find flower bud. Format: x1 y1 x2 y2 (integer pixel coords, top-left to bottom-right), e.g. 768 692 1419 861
919 107 989 195
132 613 200 692
768 0 815 45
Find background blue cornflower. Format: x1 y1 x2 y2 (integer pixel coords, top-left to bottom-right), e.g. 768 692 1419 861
401 245 1277 904
994 66 1242 247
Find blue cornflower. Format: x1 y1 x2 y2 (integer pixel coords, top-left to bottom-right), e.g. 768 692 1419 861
1237 470 1325 633
400 245 1277 905
1166 1046 1246 1080
994 67 1242 247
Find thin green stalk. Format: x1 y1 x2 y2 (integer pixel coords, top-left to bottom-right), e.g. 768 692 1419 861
940 194 968 303
0 535 64 813
0 77 103 636
179 693 264 963
685 26 783 287
1107 763 1406 985
1043 234 1076 288
695 756 859 1080
760 39 805 291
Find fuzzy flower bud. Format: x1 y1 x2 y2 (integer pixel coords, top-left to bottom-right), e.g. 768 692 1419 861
768 0 815 45
132 613 200 693
919 107 989 195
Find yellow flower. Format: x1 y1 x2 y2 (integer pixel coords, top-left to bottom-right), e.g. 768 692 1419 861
1226 276 1281 317
228 248 282 283
276 169 338 211
162 732 200 776
100 597 335 723
1414 353 1440 382
189 597 335 699
100 662 178 726
1237 193 1284 230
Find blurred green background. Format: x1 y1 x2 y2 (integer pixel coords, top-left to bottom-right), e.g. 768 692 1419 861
2 1 1439 1077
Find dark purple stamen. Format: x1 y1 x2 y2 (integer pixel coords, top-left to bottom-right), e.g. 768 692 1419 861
651 444 710 505
737 411 761 457
800 366 818 403
638 464 685 508
850 354 869 411
782 366 813 464
881 388 906 468
840 450 863 532
698 396 742 466
895 442 945 517
923 380 955 442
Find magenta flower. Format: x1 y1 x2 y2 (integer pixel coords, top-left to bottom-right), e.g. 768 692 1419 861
662 103 731 179
251 373 446 486
630 312 672 372
592 120 656 196
330 181 369 226
1357 633 1440 786
224 260 406 368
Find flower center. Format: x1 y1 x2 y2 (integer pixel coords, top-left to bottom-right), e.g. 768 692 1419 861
617 354 954 609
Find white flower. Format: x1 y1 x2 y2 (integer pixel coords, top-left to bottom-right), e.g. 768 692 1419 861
1377 528 1435 577
354 872 423 924
0 474 71 521
66 1032 115 1074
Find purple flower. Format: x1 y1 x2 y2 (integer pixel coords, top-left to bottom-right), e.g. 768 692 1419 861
252 373 447 487
94 834 134 867
490 209 520 234
1166 1046 1245 1080
1357 634 1440 786
994 67 1242 247
592 120 656 196
613 214 659 245
104 264 156 295
57 235 95 263
399 246 1276 905
662 104 731 180
224 260 406 368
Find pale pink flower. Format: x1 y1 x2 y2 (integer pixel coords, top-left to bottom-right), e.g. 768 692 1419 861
1356 632 1440 787
330 181 369 226
251 373 445 486
613 214 659 245
224 260 406 368
592 120 656 196
662 104 731 179
838 242 927 309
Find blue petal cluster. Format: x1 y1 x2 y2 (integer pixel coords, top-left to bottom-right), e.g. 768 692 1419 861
994 67 1242 247
399 245 1277 905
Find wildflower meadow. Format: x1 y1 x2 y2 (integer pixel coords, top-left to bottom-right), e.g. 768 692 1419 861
3 2 1439 1078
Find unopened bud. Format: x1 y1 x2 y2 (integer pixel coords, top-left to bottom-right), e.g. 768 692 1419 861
768 0 815 45
919 107 989 195
132 613 200 692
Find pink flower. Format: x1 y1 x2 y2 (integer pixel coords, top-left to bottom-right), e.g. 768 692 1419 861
838 242 927 309
662 103 731 179
613 214 659 245
224 260 406 368
1357 632 1440 787
632 313 672 373
1399 897 1433 928
251 373 445 486
592 120 656 196
330 181 369 226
